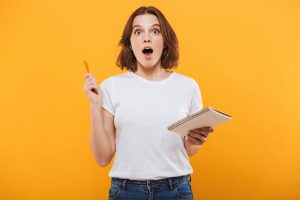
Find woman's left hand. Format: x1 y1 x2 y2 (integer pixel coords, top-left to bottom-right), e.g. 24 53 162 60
185 126 214 145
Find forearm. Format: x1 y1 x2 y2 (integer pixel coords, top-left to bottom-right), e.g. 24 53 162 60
184 136 202 156
89 104 113 166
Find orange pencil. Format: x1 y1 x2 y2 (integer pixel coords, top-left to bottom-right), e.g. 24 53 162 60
83 60 98 95
83 60 89 73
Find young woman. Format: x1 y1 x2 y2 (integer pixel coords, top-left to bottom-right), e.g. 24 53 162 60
83 6 213 200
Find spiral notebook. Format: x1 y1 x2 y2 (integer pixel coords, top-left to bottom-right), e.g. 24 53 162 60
167 107 232 136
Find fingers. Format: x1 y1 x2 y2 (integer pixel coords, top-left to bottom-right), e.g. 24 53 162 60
86 78 98 85
83 73 90 80
186 134 205 145
83 73 96 80
188 132 207 142
83 73 99 88
85 81 99 93
187 126 213 145
87 82 98 89
196 126 213 131
190 127 213 134
188 130 210 138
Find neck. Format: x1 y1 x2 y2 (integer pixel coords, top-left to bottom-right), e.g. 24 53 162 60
134 62 172 81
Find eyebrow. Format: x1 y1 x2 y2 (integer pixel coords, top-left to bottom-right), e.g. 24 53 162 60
132 24 161 29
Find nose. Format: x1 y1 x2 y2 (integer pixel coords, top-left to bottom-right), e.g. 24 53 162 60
143 33 151 43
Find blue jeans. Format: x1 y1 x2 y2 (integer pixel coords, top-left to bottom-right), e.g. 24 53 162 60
108 174 194 200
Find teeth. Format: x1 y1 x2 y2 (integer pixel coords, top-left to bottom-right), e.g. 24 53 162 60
142 48 153 54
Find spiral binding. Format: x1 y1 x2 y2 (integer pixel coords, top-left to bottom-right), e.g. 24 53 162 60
167 107 211 130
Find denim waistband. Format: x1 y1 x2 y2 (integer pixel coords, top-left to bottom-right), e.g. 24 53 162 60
111 174 191 190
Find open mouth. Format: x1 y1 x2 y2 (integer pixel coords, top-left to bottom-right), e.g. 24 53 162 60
142 47 153 55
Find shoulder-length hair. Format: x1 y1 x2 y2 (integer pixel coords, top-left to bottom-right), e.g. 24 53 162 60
116 6 179 72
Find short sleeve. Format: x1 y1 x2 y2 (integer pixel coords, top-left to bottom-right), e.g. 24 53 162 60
100 78 115 116
189 79 203 114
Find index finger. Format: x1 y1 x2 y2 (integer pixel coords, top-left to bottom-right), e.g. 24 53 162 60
83 73 92 80
192 126 211 131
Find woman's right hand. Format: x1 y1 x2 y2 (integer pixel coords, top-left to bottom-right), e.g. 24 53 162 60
83 73 103 106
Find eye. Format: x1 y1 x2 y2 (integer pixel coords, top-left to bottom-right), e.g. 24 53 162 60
134 29 142 35
152 29 160 34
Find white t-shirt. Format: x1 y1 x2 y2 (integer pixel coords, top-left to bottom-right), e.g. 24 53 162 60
99 71 203 180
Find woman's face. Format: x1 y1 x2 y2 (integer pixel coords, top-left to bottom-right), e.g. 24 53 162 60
130 14 164 70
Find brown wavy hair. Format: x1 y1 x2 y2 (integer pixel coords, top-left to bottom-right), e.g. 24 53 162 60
116 6 179 72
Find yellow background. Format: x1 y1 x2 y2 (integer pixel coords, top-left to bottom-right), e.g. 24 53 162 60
1 0 299 199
